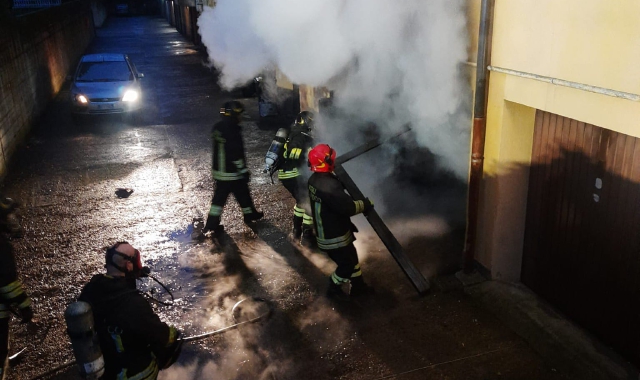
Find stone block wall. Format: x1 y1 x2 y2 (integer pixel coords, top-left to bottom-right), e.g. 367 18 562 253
0 1 94 179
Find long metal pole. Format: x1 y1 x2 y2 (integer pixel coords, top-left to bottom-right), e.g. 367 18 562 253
335 125 411 166
463 0 492 273
333 164 430 294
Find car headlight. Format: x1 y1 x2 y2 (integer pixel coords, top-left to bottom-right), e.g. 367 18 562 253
75 94 88 104
122 89 139 102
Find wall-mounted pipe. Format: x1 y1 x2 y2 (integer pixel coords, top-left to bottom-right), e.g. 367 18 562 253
488 66 640 101
463 0 493 274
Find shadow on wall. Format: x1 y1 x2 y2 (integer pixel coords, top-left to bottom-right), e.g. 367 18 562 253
33 65 53 117
481 147 640 370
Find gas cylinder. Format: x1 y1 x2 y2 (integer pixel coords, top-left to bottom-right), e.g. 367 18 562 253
264 127 289 172
65 301 105 380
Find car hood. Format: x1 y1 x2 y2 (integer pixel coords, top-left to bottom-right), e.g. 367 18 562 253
72 81 137 98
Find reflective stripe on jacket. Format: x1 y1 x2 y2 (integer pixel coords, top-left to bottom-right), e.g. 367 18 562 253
0 236 31 318
212 119 248 181
308 172 365 250
278 130 313 180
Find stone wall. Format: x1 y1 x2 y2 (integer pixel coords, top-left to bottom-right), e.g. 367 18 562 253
0 1 94 179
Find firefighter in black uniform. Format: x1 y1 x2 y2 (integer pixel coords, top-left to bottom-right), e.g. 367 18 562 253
78 242 182 380
307 144 375 298
278 111 315 246
0 198 33 379
204 100 264 233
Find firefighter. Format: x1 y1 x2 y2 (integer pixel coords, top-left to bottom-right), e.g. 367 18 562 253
204 100 264 233
278 111 316 246
307 144 375 298
78 242 182 380
0 198 33 379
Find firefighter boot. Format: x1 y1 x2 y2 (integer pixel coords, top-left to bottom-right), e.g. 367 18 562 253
203 215 223 234
300 226 316 248
326 278 349 301
349 276 375 297
243 209 264 224
292 215 303 239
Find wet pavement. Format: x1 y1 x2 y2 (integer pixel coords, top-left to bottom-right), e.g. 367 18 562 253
1 15 636 380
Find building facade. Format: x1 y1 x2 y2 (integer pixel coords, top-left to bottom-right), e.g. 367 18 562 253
475 0 640 364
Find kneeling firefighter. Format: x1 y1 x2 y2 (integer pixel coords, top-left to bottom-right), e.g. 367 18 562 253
277 111 316 246
76 242 182 380
307 144 375 298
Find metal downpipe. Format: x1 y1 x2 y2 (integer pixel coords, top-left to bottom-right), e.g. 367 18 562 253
463 0 493 273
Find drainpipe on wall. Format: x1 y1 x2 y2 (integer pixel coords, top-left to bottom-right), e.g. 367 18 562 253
463 0 493 274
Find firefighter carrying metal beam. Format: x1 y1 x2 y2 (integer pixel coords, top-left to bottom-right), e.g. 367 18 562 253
307 144 375 299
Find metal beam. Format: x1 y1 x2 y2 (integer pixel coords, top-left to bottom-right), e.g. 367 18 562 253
333 163 430 295
335 125 411 165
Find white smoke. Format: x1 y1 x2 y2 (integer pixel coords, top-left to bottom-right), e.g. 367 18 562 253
198 0 470 178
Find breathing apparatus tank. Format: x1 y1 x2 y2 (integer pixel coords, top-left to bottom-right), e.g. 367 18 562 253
264 127 289 172
65 301 105 380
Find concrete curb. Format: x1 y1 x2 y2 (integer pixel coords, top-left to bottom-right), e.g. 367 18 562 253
465 281 638 380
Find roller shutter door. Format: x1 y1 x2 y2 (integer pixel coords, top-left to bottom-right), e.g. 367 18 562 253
523 110 640 364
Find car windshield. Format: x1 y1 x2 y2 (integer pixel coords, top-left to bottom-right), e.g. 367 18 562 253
75 61 132 82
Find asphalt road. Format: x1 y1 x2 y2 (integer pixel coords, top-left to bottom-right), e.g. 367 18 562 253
0 15 590 380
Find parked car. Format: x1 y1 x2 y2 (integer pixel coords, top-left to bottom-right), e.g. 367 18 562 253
69 53 144 118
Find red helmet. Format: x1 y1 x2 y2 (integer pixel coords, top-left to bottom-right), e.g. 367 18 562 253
308 144 336 173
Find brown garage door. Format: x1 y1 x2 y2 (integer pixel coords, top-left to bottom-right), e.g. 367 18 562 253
523 110 640 364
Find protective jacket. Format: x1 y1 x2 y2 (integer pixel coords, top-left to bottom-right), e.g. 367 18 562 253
308 172 368 251
211 119 249 181
278 129 313 180
0 236 31 319
78 275 180 380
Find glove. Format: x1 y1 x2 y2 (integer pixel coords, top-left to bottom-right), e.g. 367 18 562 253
158 329 183 369
19 305 33 323
363 198 374 215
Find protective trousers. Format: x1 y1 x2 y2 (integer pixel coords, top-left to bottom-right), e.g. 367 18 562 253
208 179 258 221
281 177 313 236
325 243 362 285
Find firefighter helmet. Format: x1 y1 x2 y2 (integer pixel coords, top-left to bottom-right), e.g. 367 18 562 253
294 111 314 132
308 144 336 173
220 100 245 118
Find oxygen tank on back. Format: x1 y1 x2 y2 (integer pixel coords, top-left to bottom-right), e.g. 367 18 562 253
264 127 289 172
65 301 105 380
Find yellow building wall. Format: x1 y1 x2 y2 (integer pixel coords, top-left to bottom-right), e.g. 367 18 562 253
477 72 536 281
477 0 640 279
489 0 640 137
492 0 640 96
